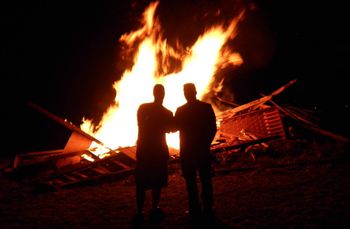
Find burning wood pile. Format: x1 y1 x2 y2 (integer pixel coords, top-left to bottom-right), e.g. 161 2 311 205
2 79 349 190
0 80 292 188
2 2 349 190
211 79 350 164
210 80 294 164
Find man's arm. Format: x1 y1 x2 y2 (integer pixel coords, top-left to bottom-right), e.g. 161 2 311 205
207 104 217 143
170 108 181 133
165 109 176 133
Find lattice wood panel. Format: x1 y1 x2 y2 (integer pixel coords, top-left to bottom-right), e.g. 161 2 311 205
218 107 285 140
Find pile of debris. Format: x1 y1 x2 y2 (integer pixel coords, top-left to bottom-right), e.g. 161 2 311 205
211 79 349 165
1 79 349 190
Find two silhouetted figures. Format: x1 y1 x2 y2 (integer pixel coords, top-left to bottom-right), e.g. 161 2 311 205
133 83 217 225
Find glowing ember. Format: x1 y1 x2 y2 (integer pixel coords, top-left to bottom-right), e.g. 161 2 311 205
81 1 244 158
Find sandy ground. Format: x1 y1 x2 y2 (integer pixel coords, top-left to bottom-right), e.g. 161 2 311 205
1 141 350 228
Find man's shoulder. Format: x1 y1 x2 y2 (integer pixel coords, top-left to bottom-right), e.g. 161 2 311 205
138 102 152 110
176 103 187 113
178 103 187 109
198 100 211 106
176 100 211 110
195 100 213 110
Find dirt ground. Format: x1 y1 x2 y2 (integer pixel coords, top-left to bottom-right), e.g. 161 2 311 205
1 140 350 228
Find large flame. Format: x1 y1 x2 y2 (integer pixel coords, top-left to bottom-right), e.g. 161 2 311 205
81 1 244 158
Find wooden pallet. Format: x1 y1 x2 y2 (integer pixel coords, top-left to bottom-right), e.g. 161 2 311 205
45 147 137 189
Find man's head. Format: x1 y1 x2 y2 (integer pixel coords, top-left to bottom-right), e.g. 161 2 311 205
183 83 197 102
153 84 165 104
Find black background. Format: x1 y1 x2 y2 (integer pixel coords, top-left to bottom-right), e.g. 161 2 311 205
1 0 349 155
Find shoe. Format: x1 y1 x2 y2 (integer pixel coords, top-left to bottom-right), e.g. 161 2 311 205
131 212 144 227
150 207 165 222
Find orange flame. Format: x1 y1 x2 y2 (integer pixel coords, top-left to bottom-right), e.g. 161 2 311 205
81 1 244 158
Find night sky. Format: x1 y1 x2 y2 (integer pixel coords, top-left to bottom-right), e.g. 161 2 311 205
1 0 349 155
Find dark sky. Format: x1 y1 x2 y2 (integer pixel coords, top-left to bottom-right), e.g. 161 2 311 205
1 0 349 155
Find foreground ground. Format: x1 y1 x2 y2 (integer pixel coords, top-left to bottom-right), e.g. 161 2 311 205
1 140 350 228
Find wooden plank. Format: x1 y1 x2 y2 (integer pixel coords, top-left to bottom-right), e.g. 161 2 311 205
218 79 297 118
50 179 66 186
62 174 79 182
28 102 118 155
42 149 137 189
90 166 111 175
107 159 130 170
71 172 89 179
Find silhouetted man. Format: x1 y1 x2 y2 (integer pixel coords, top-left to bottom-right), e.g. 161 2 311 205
174 83 217 220
133 84 173 224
